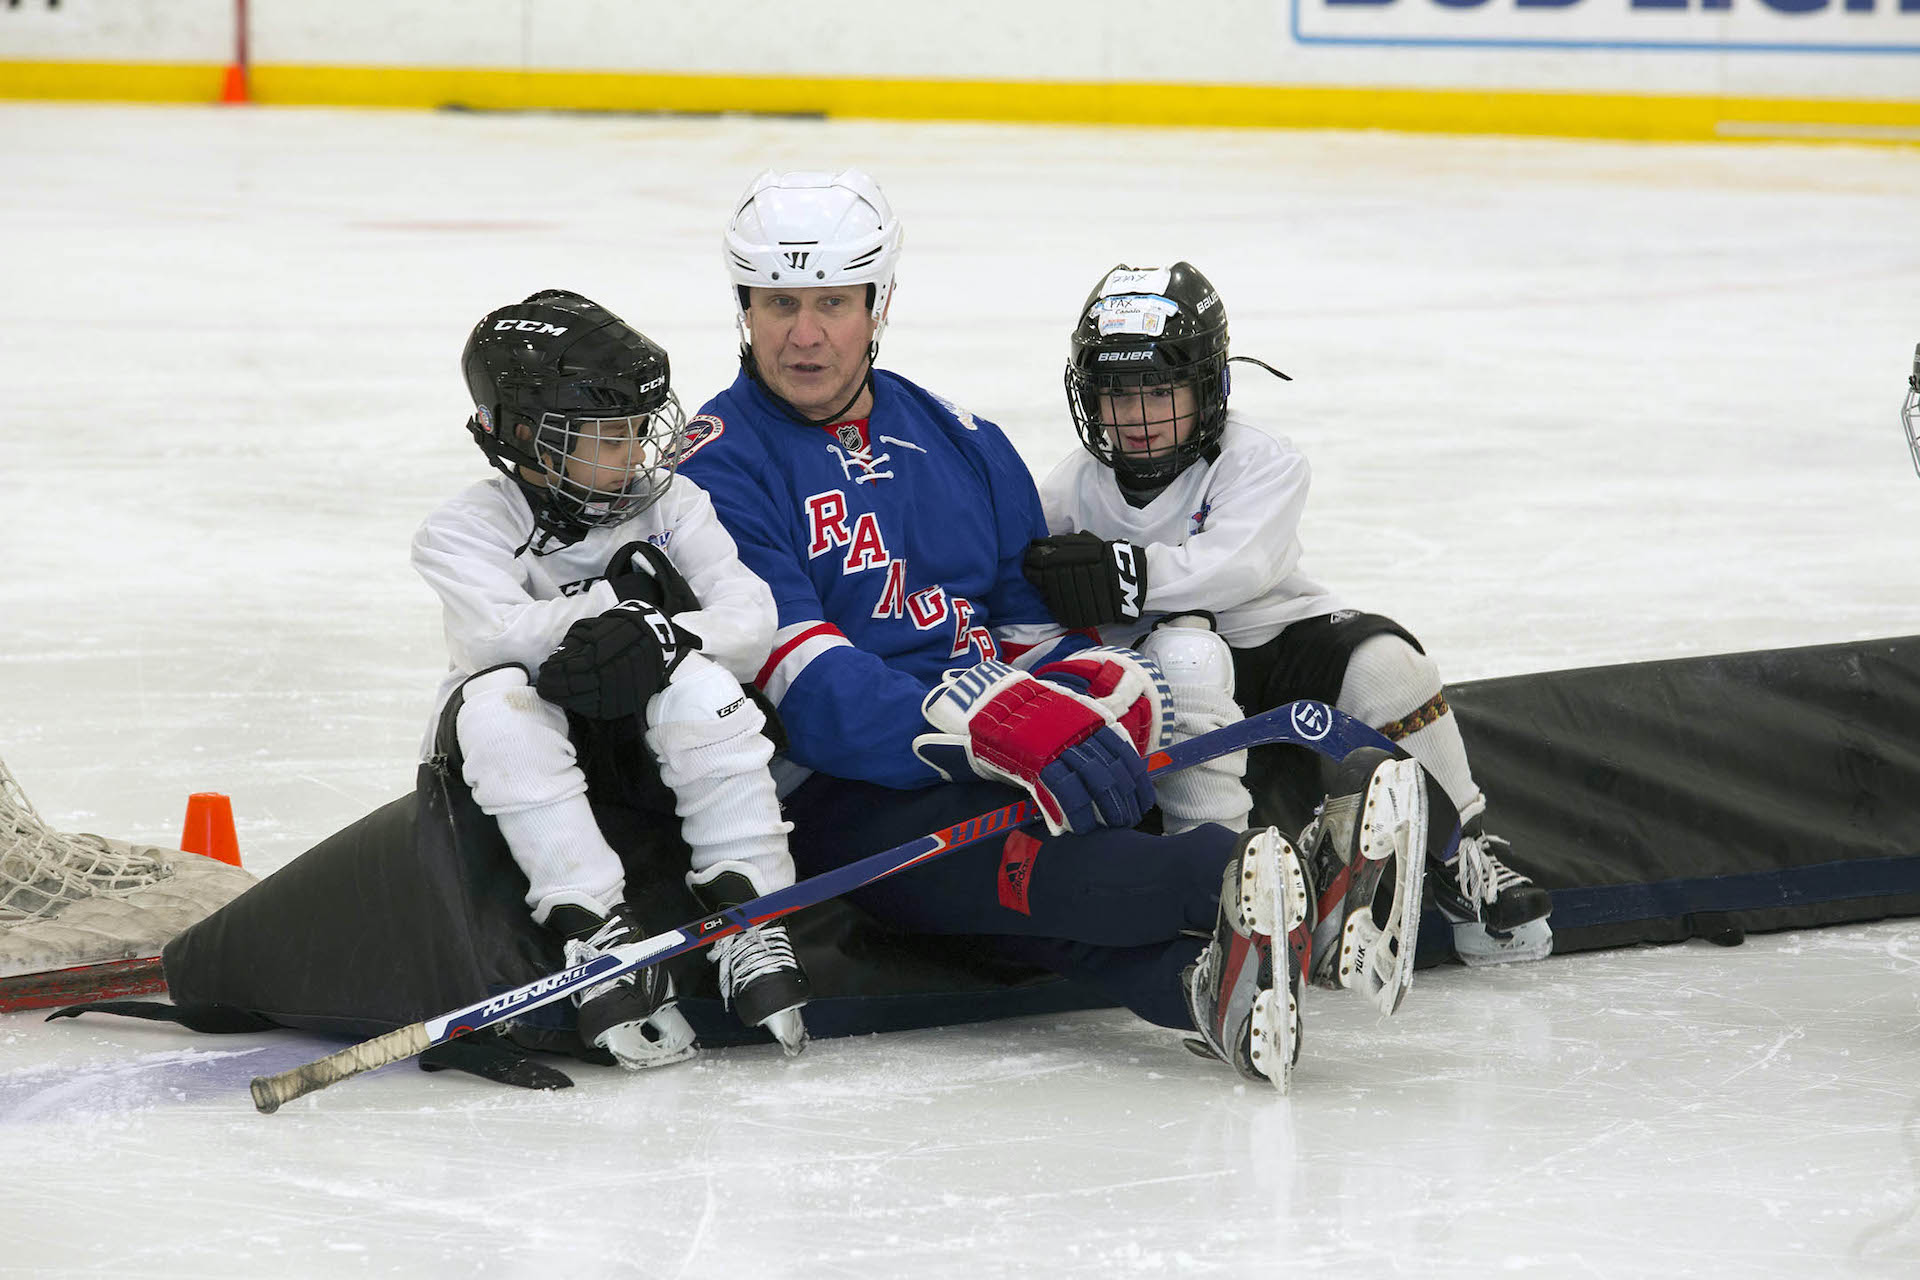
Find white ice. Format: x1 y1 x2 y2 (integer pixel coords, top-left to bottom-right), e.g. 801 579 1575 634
2 103 1917 1278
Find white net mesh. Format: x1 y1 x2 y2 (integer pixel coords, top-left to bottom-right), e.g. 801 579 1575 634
0 754 255 981
1 755 173 924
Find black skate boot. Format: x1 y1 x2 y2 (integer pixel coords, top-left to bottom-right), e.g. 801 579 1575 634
544 894 697 1070
1181 826 1311 1093
1296 747 1427 1016
1429 819 1553 966
690 861 811 1056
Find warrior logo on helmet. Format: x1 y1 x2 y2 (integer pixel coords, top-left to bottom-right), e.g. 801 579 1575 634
723 169 905 429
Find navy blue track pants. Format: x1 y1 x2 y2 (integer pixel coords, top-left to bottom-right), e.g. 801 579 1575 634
784 772 1238 1029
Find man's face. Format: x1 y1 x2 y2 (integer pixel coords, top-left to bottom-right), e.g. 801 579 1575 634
745 286 878 420
1097 380 1201 465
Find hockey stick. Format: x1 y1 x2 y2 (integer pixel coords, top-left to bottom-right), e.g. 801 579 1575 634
250 699 1396 1113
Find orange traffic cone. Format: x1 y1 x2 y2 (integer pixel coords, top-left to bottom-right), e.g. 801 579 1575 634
219 63 250 105
181 792 243 867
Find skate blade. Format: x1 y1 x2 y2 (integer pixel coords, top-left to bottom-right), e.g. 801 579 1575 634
1259 846 1310 1093
1249 985 1295 1095
1237 829 1304 937
1344 758 1426 1016
1452 918 1553 968
1244 835 1307 1093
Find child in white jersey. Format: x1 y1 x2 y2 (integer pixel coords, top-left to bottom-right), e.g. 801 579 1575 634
412 289 808 1067
1025 262 1553 966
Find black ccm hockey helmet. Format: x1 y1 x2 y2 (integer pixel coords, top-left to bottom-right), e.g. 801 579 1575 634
1065 262 1231 483
462 290 687 542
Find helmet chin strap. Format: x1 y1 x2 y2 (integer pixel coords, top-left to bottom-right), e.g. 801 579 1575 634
740 342 878 430
511 476 590 555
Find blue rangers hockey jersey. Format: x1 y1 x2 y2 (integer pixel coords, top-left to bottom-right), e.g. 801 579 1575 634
680 367 1079 789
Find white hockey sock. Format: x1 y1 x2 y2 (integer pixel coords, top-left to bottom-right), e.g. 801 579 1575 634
1336 635 1483 828
1136 619 1251 835
645 653 796 892
454 666 624 920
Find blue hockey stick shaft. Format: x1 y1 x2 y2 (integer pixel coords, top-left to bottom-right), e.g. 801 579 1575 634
250 699 1405 1113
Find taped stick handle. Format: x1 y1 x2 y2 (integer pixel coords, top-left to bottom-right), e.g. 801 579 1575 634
251 1022 433 1113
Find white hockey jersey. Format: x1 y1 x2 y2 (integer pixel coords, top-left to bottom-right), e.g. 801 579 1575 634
1038 415 1340 650
411 472 776 751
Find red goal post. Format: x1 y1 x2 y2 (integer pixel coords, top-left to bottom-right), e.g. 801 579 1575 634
0 755 254 1013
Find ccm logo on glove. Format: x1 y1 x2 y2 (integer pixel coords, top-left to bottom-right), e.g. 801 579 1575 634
1023 532 1148 630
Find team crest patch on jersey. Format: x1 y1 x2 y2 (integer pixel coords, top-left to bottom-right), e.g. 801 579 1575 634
678 414 725 462
931 393 980 432
1189 501 1211 536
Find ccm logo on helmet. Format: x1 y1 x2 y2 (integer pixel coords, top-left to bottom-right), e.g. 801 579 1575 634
1096 349 1156 362
638 375 666 394
494 320 569 335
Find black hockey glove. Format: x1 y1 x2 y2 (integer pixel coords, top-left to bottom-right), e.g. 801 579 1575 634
536 600 700 721
606 541 701 618
1022 532 1150 631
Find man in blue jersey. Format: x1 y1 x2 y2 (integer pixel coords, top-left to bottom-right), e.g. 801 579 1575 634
677 170 1429 1091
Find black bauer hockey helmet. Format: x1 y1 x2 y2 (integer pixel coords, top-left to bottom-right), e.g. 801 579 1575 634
1065 261 1231 483
462 290 687 542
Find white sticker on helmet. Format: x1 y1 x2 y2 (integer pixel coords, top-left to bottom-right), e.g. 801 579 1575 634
1099 267 1172 297
1091 294 1177 337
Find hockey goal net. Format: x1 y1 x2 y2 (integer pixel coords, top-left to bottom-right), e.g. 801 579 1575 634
0 754 254 1012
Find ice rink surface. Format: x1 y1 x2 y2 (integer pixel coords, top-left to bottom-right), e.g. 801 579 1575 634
2 103 1918 1277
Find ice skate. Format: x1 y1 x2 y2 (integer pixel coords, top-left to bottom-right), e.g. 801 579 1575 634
1181 826 1311 1093
1430 822 1553 967
690 861 811 1056
714 924 811 1055
1296 748 1426 1016
544 894 697 1070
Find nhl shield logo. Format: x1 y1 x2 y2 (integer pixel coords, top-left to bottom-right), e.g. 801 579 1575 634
835 421 865 451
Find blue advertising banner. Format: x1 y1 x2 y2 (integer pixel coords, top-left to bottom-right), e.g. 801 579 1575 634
1293 0 1920 53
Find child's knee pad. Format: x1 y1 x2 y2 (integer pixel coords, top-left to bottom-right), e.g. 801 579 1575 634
453 665 587 815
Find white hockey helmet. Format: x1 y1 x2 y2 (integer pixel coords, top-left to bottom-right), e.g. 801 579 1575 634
723 169 903 351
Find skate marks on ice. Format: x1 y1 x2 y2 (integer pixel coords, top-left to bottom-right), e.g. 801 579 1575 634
0 925 1917 1277
0 1029 357 1124
1283 927 1920 1277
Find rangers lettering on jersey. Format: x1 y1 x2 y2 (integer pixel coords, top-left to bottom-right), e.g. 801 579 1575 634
805 491 850 556
805 489 894 571
679 366 1085 788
